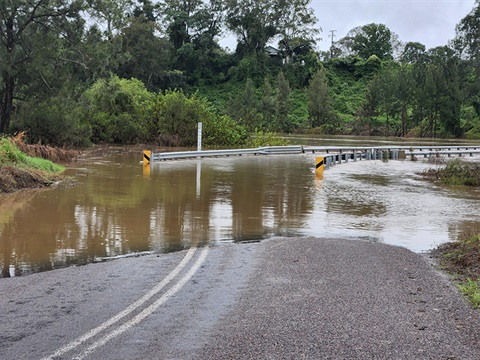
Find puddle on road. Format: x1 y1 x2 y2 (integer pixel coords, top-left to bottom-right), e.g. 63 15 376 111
1 151 480 277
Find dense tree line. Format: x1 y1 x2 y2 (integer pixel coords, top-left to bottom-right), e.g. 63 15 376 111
1 0 479 147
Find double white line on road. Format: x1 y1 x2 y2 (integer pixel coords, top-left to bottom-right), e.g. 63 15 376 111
42 246 209 360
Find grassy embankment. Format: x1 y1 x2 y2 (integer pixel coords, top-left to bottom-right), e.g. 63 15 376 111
0 136 67 193
424 159 480 308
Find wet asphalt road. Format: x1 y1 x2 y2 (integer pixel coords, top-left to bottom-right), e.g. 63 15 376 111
1 237 479 359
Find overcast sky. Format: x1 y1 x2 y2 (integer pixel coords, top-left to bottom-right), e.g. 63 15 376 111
313 0 476 51
220 0 476 52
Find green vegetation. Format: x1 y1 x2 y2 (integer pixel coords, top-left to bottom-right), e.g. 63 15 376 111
1 1 480 146
0 137 65 193
0 138 64 173
248 130 290 147
458 279 480 309
424 158 480 309
422 159 480 187
435 233 480 309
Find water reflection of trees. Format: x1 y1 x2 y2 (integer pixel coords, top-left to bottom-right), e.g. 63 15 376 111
1 155 316 277
229 157 314 240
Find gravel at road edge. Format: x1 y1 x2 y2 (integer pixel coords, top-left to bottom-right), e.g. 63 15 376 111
197 237 480 360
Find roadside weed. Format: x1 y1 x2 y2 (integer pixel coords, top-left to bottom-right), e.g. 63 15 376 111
458 278 480 309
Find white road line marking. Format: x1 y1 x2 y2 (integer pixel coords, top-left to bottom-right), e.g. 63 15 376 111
73 246 210 360
42 247 197 360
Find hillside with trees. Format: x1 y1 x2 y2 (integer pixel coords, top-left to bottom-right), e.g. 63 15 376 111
1 0 479 147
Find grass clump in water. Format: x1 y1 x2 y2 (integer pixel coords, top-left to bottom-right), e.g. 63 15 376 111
422 158 480 187
434 233 480 309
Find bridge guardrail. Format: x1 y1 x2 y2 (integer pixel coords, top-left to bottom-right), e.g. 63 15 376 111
151 145 304 161
146 144 480 164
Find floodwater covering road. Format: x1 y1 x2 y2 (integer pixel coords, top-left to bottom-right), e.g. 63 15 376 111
1 143 480 277
1 138 480 359
1 237 479 359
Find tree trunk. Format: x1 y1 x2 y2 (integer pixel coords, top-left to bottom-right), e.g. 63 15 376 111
1 12 16 134
401 100 407 137
0 73 15 134
385 115 389 137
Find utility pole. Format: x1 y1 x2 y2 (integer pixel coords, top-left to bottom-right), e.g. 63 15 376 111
329 30 336 59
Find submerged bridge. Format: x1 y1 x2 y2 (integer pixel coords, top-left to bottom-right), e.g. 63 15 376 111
145 145 480 170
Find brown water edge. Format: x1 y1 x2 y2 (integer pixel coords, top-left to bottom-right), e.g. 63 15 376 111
0 146 209 278
1 142 480 278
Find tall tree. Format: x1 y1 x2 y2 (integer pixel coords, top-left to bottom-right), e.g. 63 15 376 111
86 0 132 39
306 69 335 128
339 23 397 61
428 46 463 137
400 42 426 64
228 78 261 130
162 0 223 49
371 66 399 136
224 0 279 56
276 0 319 62
162 0 225 83
275 71 291 131
163 0 202 49
360 75 381 133
260 77 275 129
395 65 415 136
0 0 85 134
454 0 480 60
454 0 480 118
118 15 174 90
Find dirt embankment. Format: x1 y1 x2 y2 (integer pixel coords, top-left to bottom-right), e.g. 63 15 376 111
0 133 79 193
0 166 58 193
432 236 480 282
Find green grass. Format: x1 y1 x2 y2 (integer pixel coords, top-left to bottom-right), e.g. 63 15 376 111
422 158 480 187
248 130 290 147
458 278 480 309
438 159 480 186
0 137 64 173
435 233 480 309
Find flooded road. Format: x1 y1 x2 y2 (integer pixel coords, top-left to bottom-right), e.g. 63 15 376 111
1 141 480 277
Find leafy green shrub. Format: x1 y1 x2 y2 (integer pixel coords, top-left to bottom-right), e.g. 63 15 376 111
203 115 248 147
81 76 152 143
147 90 212 146
228 54 269 83
147 90 248 147
12 94 92 147
248 129 290 147
354 55 382 78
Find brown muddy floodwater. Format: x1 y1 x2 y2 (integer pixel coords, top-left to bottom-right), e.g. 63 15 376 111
1 141 480 277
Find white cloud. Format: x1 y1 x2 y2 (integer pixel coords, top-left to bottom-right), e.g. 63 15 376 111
312 0 475 51
219 1 476 51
